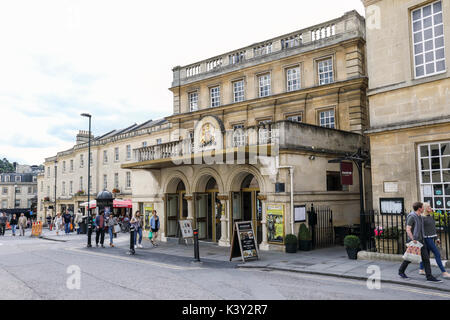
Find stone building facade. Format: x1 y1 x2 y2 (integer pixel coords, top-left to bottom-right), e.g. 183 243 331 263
0 172 38 211
123 10 371 250
362 0 450 214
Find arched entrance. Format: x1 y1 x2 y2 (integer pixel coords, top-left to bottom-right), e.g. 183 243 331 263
165 180 188 237
195 177 221 242
231 174 262 244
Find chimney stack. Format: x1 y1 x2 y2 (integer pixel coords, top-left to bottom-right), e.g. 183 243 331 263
76 130 93 145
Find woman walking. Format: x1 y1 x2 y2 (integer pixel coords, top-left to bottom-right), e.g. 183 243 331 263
106 213 117 247
131 211 143 249
10 214 18 237
419 202 450 279
150 210 160 247
54 213 63 236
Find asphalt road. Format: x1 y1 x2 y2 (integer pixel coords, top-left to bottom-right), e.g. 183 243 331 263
0 230 449 300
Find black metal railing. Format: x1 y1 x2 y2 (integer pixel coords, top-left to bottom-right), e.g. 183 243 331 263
308 204 334 249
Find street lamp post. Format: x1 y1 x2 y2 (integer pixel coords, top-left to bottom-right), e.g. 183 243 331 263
81 113 92 248
54 160 57 217
14 184 17 209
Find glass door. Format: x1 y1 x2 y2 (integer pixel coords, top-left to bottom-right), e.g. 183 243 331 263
166 194 179 237
196 194 208 239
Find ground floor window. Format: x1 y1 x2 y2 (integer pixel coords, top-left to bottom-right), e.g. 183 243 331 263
418 141 450 212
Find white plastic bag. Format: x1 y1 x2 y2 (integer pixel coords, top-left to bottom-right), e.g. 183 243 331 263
402 241 423 263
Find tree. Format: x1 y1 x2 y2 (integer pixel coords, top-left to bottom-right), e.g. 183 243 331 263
0 158 16 173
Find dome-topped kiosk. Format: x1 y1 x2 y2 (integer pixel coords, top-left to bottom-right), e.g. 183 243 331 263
96 190 114 216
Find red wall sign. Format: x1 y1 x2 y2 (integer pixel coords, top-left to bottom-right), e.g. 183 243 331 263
341 162 353 185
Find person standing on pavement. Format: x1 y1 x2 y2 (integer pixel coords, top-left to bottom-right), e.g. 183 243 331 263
95 210 106 248
74 210 82 234
10 214 18 236
150 210 160 247
131 211 143 249
63 211 71 235
0 212 7 236
53 213 63 236
18 213 27 236
399 202 442 282
46 214 52 230
418 202 450 279
106 213 117 247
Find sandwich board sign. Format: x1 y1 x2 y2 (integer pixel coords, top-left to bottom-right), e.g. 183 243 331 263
177 220 194 245
229 221 259 262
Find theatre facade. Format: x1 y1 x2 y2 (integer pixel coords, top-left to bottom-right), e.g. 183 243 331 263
123 10 372 250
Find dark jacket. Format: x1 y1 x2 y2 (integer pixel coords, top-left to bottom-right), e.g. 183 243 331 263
10 217 18 225
95 215 105 229
63 214 72 224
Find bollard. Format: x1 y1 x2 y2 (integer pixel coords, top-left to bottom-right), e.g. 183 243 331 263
129 225 135 255
87 221 92 248
193 229 200 262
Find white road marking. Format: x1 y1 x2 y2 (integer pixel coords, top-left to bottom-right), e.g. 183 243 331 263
65 247 203 271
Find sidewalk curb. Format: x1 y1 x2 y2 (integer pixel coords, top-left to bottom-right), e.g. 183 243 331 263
236 265 450 293
358 251 450 268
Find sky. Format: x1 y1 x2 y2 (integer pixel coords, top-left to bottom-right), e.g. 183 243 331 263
0 0 365 165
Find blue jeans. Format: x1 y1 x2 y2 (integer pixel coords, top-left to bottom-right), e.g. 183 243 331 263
134 227 142 245
65 223 70 234
108 227 114 244
11 225 16 235
420 238 446 273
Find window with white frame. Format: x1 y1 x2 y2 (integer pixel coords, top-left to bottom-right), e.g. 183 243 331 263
70 160 73 172
418 141 450 212
70 181 73 195
210 86 220 107
103 150 108 163
15 187 21 194
189 91 198 111
287 114 302 123
5 176 10 182
62 182 66 195
79 176 83 191
89 152 93 166
319 109 335 129
80 154 84 168
233 80 245 103
114 173 119 189
47 167 50 178
126 172 131 188
286 67 300 92
62 161 66 173
114 147 119 162
126 145 131 160
412 1 446 78
103 174 107 190
2 187 8 194
258 74 271 97
233 124 245 147
2 200 7 208
318 58 334 85
15 176 21 182
47 186 50 196
28 186 32 194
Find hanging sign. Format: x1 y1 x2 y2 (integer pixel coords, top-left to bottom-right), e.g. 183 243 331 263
267 204 285 244
229 221 259 262
341 162 353 185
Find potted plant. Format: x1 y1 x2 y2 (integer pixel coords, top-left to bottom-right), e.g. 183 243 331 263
344 235 360 260
112 188 120 194
285 234 298 253
298 224 312 251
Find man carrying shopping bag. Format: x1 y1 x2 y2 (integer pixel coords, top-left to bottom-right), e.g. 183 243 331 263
398 202 441 282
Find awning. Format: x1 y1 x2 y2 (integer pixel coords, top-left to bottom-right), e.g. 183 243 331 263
80 199 132 209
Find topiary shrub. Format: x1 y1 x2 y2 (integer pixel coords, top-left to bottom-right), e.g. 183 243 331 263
285 234 298 245
344 235 360 249
298 224 312 241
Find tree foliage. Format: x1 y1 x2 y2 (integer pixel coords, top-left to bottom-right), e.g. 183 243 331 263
0 158 16 173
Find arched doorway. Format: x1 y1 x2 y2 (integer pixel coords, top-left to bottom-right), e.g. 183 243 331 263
166 180 188 237
231 174 262 244
195 177 221 242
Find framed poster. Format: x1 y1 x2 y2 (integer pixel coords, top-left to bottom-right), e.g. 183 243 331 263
144 204 154 230
267 204 285 244
380 198 404 215
229 221 259 262
294 205 306 223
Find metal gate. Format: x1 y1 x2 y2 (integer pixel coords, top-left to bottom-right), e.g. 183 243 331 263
308 204 334 249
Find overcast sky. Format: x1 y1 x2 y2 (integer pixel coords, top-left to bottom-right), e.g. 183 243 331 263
0 0 365 165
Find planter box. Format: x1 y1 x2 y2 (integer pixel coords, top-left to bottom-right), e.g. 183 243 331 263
375 239 400 254
285 243 297 253
346 248 359 260
299 240 312 251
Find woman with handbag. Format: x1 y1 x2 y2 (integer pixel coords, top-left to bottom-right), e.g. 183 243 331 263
419 203 450 279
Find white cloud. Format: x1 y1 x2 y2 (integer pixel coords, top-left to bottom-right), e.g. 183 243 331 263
0 0 365 165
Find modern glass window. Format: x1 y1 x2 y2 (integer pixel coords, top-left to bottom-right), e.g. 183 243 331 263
318 58 334 85
286 67 301 92
189 92 198 111
126 172 131 188
210 86 220 107
233 80 245 103
319 109 335 129
419 141 450 212
287 114 302 123
412 1 446 78
258 74 271 97
126 145 131 160
114 147 119 162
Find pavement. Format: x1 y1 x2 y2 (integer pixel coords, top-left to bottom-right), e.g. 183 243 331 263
15 228 450 293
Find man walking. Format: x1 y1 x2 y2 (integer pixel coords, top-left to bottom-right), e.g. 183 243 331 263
18 213 27 236
0 212 7 236
95 210 106 248
399 202 442 282
63 210 72 235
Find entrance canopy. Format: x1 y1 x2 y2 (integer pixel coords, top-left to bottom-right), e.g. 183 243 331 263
80 199 132 209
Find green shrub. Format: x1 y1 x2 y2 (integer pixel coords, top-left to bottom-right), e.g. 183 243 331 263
298 224 312 241
344 235 360 249
381 227 401 239
285 234 298 245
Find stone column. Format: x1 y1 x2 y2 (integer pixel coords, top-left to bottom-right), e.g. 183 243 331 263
258 194 270 251
184 194 194 223
217 194 230 247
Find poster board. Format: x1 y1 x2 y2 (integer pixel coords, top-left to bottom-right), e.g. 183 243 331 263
143 204 154 230
229 221 259 262
294 205 306 223
178 220 194 239
267 204 285 244
380 198 404 215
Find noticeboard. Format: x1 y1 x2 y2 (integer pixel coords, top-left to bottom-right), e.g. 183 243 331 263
267 204 285 244
229 221 259 263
